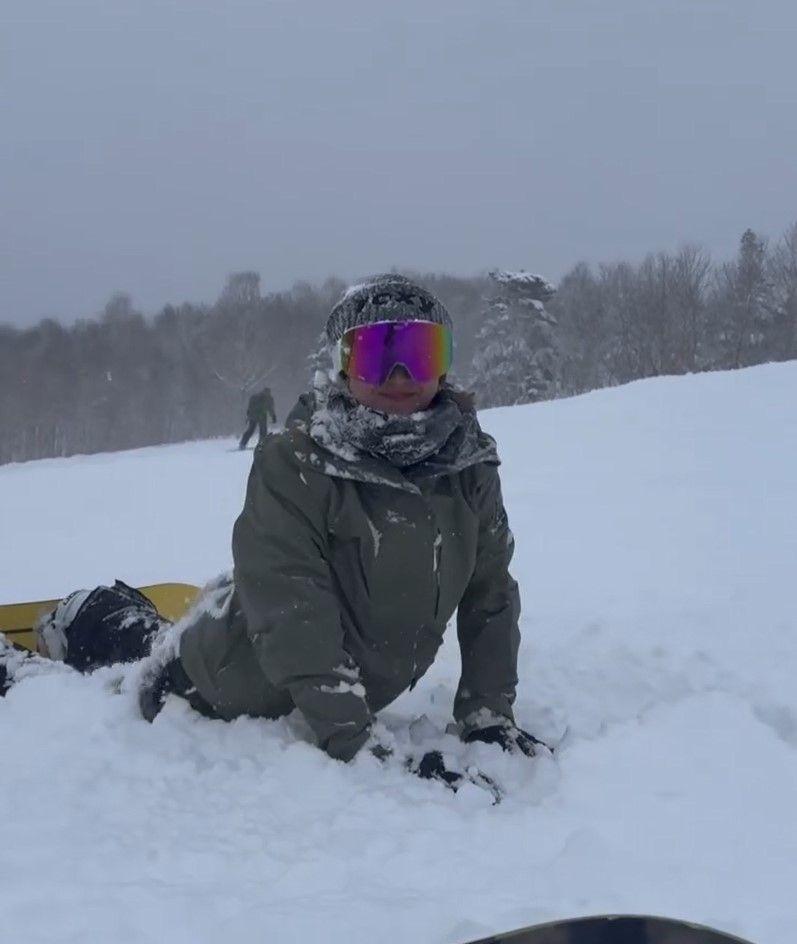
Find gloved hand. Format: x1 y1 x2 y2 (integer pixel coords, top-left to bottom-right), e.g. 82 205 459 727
464 722 550 757
407 750 465 790
369 738 463 789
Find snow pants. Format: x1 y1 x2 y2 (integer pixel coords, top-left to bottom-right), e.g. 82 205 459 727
239 420 270 449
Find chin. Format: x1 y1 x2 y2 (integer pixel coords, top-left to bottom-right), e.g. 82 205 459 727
380 402 420 415
375 394 428 414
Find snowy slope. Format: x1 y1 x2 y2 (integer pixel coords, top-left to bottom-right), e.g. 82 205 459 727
1 362 795 944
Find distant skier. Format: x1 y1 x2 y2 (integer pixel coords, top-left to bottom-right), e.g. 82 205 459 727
239 385 277 449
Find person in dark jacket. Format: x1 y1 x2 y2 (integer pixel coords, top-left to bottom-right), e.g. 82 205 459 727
138 274 546 787
239 386 277 449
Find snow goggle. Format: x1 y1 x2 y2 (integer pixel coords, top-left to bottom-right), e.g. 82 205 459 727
337 320 453 386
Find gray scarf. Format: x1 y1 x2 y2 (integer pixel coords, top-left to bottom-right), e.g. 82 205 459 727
307 374 499 475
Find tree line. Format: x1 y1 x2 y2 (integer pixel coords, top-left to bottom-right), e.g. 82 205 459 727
1 224 795 466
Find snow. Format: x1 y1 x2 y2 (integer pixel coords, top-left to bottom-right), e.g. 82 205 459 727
1 361 796 944
319 680 368 699
488 269 556 298
364 515 382 557
490 269 553 288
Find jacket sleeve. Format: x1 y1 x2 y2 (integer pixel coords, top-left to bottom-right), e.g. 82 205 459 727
232 448 373 761
454 464 521 733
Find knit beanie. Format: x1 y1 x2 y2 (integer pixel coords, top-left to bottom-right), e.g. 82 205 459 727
325 274 453 345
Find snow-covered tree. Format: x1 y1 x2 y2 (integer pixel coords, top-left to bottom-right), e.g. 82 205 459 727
307 329 333 385
470 269 558 408
710 229 775 369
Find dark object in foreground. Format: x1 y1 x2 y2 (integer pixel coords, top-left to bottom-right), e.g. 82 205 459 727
0 583 198 654
411 750 462 787
40 581 166 671
407 750 504 804
463 914 754 944
464 723 550 756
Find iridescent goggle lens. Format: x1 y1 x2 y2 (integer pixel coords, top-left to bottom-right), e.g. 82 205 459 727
339 320 453 386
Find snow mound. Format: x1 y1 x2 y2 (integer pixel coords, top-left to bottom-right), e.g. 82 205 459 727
1 362 796 944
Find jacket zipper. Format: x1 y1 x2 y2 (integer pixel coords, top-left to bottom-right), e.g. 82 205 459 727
410 502 442 691
432 529 442 617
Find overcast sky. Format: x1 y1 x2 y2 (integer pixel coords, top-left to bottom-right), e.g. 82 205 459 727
3 0 796 327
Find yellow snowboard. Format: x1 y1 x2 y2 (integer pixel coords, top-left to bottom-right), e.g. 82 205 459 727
0 583 200 653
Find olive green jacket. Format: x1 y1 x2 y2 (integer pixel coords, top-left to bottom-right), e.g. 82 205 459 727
180 411 520 761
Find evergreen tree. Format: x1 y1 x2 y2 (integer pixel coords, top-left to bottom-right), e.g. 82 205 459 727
307 330 334 385
471 269 558 408
712 229 774 369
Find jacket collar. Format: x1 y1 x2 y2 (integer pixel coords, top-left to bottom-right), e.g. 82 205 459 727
288 426 424 494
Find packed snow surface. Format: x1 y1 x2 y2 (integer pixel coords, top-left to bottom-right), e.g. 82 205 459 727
1 362 796 944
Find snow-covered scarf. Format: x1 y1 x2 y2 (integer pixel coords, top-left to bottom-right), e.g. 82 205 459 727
307 374 499 473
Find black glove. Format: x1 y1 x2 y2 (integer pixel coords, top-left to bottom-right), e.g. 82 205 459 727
407 750 465 790
464 723 550 757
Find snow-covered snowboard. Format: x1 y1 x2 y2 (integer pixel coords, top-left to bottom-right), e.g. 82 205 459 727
0 582 200 652
463 914 753 943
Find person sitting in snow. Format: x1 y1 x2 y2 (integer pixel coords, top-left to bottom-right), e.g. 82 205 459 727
139 274 546 780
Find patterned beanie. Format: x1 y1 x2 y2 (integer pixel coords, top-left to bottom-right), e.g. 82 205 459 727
325 274 453 345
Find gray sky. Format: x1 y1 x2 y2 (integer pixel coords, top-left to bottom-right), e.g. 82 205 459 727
3 0 796 328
